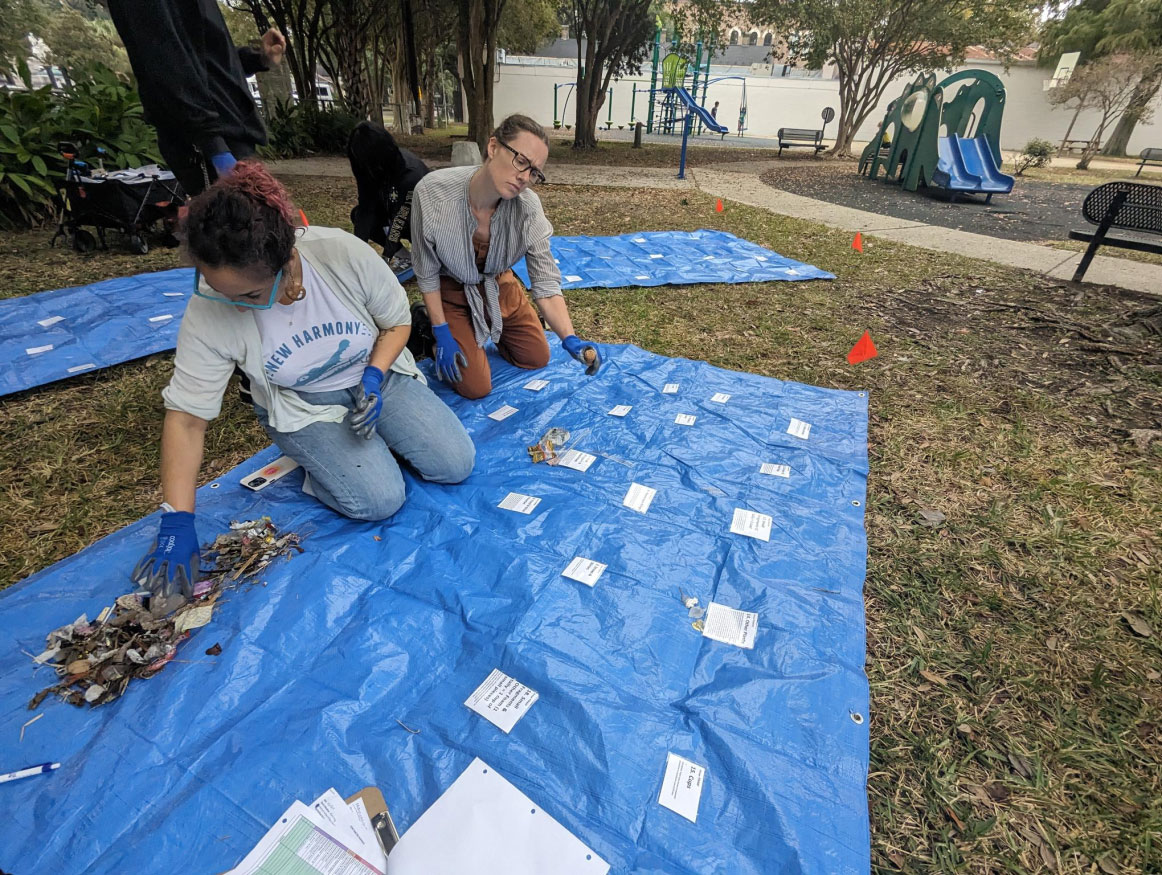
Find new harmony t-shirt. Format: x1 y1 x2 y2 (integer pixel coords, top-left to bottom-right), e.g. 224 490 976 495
253 259 376 391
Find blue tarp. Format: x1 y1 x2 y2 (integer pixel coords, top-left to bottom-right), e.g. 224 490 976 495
513 230 834 290
0 343 869 875
1 231 832 398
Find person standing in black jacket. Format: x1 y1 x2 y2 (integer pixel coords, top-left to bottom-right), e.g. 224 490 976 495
107 0 286 196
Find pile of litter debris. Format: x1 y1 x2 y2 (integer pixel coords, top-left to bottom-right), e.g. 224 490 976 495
27 518 302 710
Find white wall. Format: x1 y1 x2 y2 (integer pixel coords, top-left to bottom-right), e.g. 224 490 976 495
495 58 1162 154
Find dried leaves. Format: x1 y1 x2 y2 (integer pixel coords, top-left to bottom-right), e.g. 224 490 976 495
27 518 302 710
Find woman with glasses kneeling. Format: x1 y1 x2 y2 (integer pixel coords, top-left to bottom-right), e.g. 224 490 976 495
131 163 475 599
411 114 602 400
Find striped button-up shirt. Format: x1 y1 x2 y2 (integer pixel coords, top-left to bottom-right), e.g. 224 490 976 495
411 165 562 347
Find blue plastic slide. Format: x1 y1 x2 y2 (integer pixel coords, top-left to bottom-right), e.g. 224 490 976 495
0 341 871 874
932 135 1014 199
672 87 729 135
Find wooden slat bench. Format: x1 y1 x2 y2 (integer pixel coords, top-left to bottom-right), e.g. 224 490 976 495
777 127 825 157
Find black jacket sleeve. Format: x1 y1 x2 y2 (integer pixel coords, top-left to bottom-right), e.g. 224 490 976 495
237 46 270 77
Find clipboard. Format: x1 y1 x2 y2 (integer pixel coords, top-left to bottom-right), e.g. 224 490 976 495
346 786 400 856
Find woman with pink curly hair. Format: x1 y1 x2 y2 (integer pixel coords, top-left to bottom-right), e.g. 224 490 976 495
131 163 475 600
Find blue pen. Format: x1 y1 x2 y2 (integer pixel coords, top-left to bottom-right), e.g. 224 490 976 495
0 762 60 784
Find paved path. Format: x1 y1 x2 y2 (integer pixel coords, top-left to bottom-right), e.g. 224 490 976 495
268 157 1162 296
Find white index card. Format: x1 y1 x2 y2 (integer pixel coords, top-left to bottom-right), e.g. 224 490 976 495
710 393 731 403
787 417 812 439
562 556 606 587
523 379 549 391
564 274 582 282
622 482 656 513
488 404 518 421
730 508 772 542
556 449 595 472
608 404 632 417
465 668 538 734
675 413 697 426
633 237 647 243
702 602 759 649
499 492 540 514
148 314 174 323
662 383 680 394
26 344 53 355
634 275 650 280
162 291 185 297
67 363 96 374
657 753 706 823
649 253 664 259
760 463 791 478
37 315 64 328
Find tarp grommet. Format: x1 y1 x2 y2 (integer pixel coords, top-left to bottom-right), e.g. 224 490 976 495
850 711 865 725
851 499 861 507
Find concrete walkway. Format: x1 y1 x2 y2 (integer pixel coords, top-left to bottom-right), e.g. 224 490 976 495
268 157 1162 296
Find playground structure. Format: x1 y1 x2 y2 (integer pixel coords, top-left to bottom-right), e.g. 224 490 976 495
859 69 1015 203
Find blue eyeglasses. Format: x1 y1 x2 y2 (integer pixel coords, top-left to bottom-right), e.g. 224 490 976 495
193 268 283 309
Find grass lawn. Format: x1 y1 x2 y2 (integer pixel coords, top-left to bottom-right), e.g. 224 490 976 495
1 174 1160 873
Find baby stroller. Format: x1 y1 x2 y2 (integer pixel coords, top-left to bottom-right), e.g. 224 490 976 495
51 142 186 255
347 121 429 281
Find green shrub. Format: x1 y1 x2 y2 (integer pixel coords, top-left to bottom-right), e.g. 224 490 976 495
0 63 159 228
259 100 361 159
1014 138 1055 176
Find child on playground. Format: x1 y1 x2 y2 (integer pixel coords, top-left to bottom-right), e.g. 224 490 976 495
130 163 475 600
410 114 602 400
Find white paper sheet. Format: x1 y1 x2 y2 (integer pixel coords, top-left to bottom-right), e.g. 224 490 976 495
464 669 539 733
760 463 791 478
345 797 385 866
499 492 540 514
225 800 385 875
675 414 696 426
37 315 64 328
555 449 595 472
564 274 582 282
608 405 632 417
388 758 609 875
309 788 386 870
787 417 811 439
662 383 679 394
702 602 759 649
562 556 607 587
488 405 519 421
163 291 185 297
26 345 52 355
148 314 174 323
710 393 731 403
523 379 549 391
657 753 706 823
66 363 96 374
730 508 772 542
622 482 656 513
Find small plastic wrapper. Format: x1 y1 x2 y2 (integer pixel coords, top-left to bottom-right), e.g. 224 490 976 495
527 427 571 464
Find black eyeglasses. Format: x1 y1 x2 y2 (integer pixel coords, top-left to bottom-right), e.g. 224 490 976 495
499 141 547 186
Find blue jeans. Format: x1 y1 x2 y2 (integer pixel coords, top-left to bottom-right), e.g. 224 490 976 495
254 372 475 521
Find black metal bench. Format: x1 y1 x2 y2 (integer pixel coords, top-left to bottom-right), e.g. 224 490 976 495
1136 147 1162 176
1068 181 1162 281
777 127 825 157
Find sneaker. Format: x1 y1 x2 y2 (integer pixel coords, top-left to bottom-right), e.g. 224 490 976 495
408 301 435 361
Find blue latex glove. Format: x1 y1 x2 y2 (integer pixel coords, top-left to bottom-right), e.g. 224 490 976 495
432 322 468 383
210 151 238 179
348 365 385 439
562 334 602 376
131 511 201 599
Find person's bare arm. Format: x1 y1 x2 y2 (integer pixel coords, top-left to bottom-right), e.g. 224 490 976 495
160 410 208 512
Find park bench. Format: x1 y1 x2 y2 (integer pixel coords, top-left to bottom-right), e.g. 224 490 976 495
1068 180 1162 281
777 127 826 157
1136 147 1162 176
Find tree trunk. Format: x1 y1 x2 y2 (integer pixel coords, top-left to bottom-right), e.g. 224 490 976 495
1101 63 1162 157
457 0 502 153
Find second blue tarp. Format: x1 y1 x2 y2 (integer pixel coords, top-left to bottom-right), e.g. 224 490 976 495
2 230 831 397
